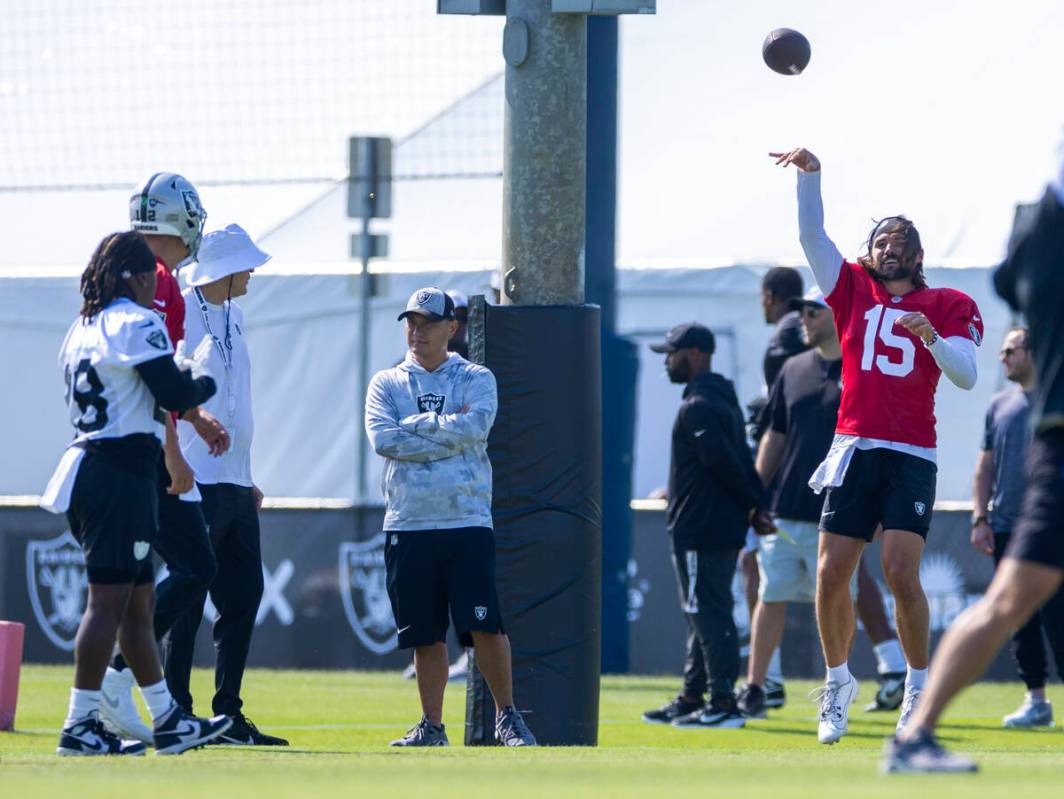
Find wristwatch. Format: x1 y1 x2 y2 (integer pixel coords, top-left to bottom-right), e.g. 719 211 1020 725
971 513 989 527
924 331 939 347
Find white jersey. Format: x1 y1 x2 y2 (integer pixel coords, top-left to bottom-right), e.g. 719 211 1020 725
178 288 254 487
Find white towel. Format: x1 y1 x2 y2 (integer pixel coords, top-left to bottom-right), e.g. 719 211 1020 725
40 446 86 514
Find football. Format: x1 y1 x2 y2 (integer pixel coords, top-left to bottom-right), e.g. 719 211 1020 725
762 28 811 75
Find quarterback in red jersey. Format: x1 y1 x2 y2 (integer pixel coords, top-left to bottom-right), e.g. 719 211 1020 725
770 147 981 746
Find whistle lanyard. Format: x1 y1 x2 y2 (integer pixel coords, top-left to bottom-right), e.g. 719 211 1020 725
194 287 237 421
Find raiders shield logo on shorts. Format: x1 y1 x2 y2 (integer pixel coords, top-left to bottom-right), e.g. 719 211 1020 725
474 606 488 621
26 531 88 651
339 535 398 655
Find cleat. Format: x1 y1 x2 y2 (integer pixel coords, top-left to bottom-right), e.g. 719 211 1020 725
215 714 289 746
895 685 921 736
814 677 859 744
882 731 978 774
57 712 147 756
1003 697 1054 728
390 716 449 747
642 695 704 725
671 699 745 730
736 684 767 719
764 678 787 709
495 706 537 746
154 704 233 755
99 666 153 744
865 671 906 712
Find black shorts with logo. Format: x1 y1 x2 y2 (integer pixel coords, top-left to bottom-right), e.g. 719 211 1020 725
67 438 159 585
1005 429 1064 570
820 447 937 541
384 526 504 649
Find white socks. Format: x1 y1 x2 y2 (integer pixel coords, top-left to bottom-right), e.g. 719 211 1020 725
906 666 928 690
826 662 851 685
766 647 784 684
873 639 907 674
139 679 176 721
65 687 101 726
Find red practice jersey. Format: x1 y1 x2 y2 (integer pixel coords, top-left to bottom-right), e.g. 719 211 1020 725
827 260 983 448
153 259 185 347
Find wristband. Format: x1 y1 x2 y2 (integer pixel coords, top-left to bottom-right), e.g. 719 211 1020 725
924 331 939 347
971 514 989 527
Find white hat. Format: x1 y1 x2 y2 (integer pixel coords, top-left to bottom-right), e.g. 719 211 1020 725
183 224 270 287
788 285 828 311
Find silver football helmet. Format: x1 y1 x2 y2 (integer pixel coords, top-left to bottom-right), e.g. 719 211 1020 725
129 172 207 261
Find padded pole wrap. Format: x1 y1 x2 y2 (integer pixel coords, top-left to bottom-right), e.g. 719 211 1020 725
465 299 602 746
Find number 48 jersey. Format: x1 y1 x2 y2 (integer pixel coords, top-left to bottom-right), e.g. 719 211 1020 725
58 298 175 444
828 260 983 449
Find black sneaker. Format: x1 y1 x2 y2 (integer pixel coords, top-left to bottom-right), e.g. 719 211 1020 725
153 704 233 755
495 706 537 746
865 671 906 712
390 716 449 747
882 730 978 774
215 714 289 746
764 678 786 709
737 684 767 719
671 698 745 730
57 712 147 756
642 695 703 725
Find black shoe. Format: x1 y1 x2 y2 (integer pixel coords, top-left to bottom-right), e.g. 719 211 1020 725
215 714 289 746
737 684 767 719
642 695 703 725
764 678 786 709
495 706 537 747
57 712 147 756
153 704 233 755
882 730 978 774
865 671 906 712
390 716 449 747
671 698 745 730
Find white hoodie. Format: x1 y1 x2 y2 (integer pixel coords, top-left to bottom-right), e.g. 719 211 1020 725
365 351 496 531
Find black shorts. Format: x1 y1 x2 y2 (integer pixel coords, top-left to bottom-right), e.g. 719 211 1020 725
1005 429 1064 570
384 526 504 649
820 448 936 541
67 449 157 585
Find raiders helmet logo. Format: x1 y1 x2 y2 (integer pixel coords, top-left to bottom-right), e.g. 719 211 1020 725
474 606 488 621
968 322 982 346
914 501 926 516
339 535 398 656
416 290 433 306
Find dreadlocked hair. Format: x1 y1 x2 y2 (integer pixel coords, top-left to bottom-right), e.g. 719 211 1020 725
857 215 928 290
80 231 156 319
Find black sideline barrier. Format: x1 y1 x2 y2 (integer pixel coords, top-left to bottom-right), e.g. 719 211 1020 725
464 299 603 746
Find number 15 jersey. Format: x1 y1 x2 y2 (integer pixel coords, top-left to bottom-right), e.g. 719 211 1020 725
827 260 983 448
58 297 175 444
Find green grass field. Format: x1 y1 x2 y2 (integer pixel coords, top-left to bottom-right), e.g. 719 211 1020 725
2 666 1063 797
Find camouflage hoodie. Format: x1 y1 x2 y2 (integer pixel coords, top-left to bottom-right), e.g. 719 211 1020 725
365 351 497 531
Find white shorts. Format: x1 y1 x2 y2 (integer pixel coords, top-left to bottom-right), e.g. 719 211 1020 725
757 518 857 603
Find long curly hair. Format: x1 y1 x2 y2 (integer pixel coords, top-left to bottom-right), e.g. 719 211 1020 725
80 231 156 319
857 215 928 290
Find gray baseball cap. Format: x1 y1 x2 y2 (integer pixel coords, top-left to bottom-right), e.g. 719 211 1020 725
397 287 456 322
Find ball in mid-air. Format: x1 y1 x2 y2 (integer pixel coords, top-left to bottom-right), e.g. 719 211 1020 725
762 28 811 75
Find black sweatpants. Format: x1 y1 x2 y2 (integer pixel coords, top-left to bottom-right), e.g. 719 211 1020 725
671 543 740 703
994 533 1064 690
164 483 264 717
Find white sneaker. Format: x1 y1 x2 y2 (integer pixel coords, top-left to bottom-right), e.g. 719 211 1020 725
1003 697 1054 728
815 677 859 744
895 684 922 736
99 667 153 744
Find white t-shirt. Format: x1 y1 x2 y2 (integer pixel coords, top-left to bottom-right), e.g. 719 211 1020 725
178 288 254 487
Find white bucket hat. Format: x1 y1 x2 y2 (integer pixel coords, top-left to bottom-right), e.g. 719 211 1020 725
183 223 270 287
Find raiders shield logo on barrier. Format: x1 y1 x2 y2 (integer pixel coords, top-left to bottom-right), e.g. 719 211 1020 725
26 531 88 651
339 534 398 655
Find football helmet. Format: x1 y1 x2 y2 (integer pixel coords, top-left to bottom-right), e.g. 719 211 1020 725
129 172 207 261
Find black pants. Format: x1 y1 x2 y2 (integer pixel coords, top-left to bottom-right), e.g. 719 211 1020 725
164 483 263 716
671 543 740 703
994 533 1064 689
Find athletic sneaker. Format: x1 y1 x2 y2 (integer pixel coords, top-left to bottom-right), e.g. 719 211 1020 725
99 666 153 744
895 685 921 735
814 677 859 744
764 678 786 709
736 684 766 719
390 717 449 747
671 699 745 730
865 671 906 712
215 714 289 746
642 695 703 725
1003 697 1054 728
495 706 538 746
882 730 978 774
57 712 147 756
154 704 233 755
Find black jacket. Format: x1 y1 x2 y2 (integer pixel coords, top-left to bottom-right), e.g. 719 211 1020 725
667 372 766 551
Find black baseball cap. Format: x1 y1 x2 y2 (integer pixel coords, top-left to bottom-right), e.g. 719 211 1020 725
649 322 716 354
397 287 456 322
